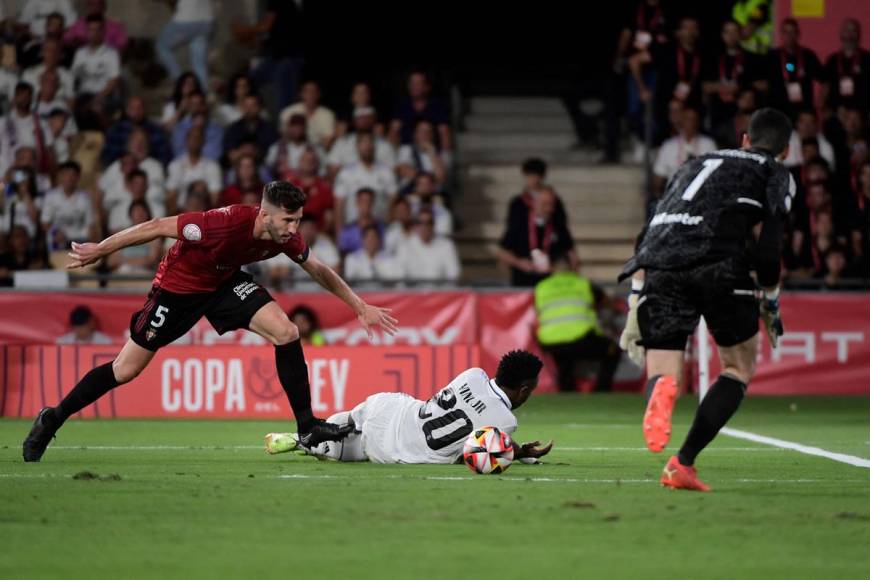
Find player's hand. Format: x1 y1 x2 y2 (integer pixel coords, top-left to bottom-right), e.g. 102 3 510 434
358 304 398 340
67 241 104 269
760 295 784 348
619 293 645 367
515 440 554 460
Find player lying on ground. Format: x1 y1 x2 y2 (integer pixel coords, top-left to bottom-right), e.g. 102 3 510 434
264 350 554 464
23 181 397 462
619 108 794 491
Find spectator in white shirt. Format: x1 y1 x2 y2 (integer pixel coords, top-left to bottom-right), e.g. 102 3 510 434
155 0 214 88
652 107 717 197
103 168 165 234
333 133 397 227
45 107 73 164
108 199 163 274
335 82 381 139
397 120 450 190
56 305 112 345
265 215 340 291
266 113 324 179
327 106 396 178
99 128 166 213
383 197 414 256
167 126 223 212
41 161 94 249
71 14 121 128
279 81 336 150
344 225 400 284
19 0 76 39
1 169 42 239
33 68 71 121
404 172 453 236
783 108 836 169
216 72 258 127
23 38 75 104
0 83 50 176
395 208 460 283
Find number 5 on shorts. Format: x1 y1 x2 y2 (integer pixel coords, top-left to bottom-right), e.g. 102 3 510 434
151 305 169 328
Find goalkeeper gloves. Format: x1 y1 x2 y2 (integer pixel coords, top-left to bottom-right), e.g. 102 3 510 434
759 288 784 348
619 280 645 367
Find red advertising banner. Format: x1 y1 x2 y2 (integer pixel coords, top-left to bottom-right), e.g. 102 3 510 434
0 345 479 419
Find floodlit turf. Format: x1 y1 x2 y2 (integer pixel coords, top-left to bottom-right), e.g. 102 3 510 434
1 395 869 580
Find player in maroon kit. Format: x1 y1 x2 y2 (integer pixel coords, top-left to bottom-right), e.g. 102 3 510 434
23 181 398 462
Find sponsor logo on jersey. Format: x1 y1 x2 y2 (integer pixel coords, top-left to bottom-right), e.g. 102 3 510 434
182 223 202 241
649 212 704 227
146 328 157 341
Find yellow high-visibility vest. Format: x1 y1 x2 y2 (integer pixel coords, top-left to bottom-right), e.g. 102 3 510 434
534 272 600 345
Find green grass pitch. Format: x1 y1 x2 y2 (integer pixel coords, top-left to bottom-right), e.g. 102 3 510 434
2 395 869 579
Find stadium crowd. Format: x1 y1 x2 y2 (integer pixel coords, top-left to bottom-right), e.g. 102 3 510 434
0 0 460 288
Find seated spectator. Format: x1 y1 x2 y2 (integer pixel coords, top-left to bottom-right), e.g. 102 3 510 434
534 251 620 392
222 94 278 167
766 18 822 116
167 126 222 211
344 225 399 283
288 305 327 346
18 0 76 40
0 226 44 286
840 106 869 169
383 197 414 256
99 128 166 211
266 114 325 178
108 199 162 274
713 88 756 148
71 13 121 128
221 153 263 206
222 140 272 185
161 71 202 131
41 160 93 248
283 148 334 231
333 133 397 227
45 107 74 164
265 216 339 290
216 72 258 127
327 106 397 177
335 82 381 139
103 168 164 233
390 71 450 149
6 147 52 192
183 182 211 212
403 172 452 235
783 108 836 169
652 107 716 197
33 68 71 121
337 188 383 254
497 186 576 287
170 91 224 161
0 83 50 175
278 81 336 150
155 0 214 88
823 19 870 112
817 244 854 289
18 10 71 70
505 158 569 237
1 168 43 239
56 305 112 344
397 120 450 191
22 37 74 103
394 208 460 283
63 0 127 52
102 96 171 167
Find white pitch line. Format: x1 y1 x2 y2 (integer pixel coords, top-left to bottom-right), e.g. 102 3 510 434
557 446 784 452
42 445 263 450
722 428 870 469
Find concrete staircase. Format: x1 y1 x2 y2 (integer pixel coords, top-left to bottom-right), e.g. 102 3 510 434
456 97 645 285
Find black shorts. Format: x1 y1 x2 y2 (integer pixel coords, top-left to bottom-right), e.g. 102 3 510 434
637 258 760 351
129 271 274 351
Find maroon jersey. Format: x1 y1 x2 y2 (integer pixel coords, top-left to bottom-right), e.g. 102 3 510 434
153 204 309 293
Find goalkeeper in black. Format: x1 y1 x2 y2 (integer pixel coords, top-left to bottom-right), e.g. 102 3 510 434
618 108 795 491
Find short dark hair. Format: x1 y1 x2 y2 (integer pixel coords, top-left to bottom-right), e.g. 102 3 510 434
747 108 792 156
356 187 375 199
14 81 33 96
128 199 152 220
362 224 381 239
263 181 306 212
522 157 547 177
86 13 105 25
70 305 94 326
495 350 543 390
782 17 799 30
127 168 148 182
58 160 81 174
288 304 320 329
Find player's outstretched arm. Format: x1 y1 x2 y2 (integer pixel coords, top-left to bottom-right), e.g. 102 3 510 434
300 254 399 339
512 439 554 460
67 216 179 269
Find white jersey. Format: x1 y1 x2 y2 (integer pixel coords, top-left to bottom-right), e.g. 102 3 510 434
353 368 518 464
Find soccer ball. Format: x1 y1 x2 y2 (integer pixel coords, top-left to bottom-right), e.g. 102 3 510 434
463 426 514 474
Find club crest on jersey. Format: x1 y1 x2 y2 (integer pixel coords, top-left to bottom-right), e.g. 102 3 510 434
182 223 202 241
145 328 157 342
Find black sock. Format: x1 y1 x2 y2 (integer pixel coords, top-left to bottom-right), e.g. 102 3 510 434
275 340 315 432
55 361 120 424
678 374 747 466
644 375 662 401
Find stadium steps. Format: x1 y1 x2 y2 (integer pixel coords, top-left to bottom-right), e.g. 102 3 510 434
457 97 645 285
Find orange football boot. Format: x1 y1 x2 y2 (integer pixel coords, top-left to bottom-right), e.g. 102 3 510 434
643 375 678 453
660 455 711 492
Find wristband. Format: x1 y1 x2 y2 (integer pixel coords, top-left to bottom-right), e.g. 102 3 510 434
631 278 644 294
